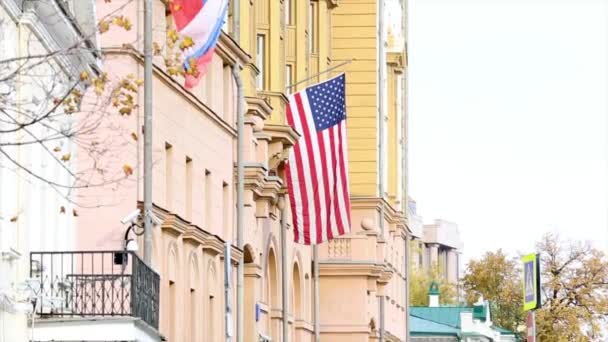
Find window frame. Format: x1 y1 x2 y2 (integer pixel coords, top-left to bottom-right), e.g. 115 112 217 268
256 33 266 90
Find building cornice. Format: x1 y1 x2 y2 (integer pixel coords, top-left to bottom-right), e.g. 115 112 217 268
245 96 273 124
351 197 410 234
264 124 300 148
318 261 385 278
216 32 251 67
146 203 243 263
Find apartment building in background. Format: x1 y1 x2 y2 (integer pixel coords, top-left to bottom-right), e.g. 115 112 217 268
1 0 410 341
408 199 463 285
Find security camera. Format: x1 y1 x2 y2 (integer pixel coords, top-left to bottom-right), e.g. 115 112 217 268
120 209 141 225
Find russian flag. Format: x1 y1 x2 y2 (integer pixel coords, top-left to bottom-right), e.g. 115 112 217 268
169 0 229 89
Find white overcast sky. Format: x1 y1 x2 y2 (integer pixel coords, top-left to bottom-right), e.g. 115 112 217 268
408 0 608 263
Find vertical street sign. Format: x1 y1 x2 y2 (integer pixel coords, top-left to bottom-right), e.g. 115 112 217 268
522 253 540 311
522 253 540 342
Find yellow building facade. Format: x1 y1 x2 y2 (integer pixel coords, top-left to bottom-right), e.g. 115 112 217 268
232 0 410 341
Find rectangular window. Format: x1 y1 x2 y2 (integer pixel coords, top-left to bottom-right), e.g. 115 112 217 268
285 64 293 91
222 181 229 239
205 169 212 228
396 75 404 210
185 157 193 221
256 34 265 90
285 0 292 25
165 143 173 208
169 280 176 340
309 3 317 53
190 288 196 340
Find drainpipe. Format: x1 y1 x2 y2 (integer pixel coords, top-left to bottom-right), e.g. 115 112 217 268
230 0 244 340
378 0 386 341
232 0 240 42
279 196 288 342
232 63 245 342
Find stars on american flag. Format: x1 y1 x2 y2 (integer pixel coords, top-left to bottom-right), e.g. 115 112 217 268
307 74 346 131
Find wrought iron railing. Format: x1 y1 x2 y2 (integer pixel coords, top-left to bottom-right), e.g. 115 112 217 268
30 251 159 329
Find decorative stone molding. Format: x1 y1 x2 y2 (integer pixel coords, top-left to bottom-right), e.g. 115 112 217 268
255 176 284 218
243 162 268 193
245 96 272 128
318 262 384 278
327 238 351 258
350 197 409 234
244 263 263 278
216 32 251 67
264 124 300 170
295 320 314 333
257 91 289 124
146 203 243 263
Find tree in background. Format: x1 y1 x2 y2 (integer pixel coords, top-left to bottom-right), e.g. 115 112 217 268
0 0 194 214
536 233 608 341
410 263 458 306
461 250 524 333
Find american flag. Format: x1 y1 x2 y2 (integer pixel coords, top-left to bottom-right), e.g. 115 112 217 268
285 74 351 245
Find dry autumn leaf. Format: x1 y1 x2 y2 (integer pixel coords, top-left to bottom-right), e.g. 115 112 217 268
153 42 162 56
123 164 134 176
60 206 66 214
53 146 61 152
130 132 138 141
10 216 18 222
79 71 89 81
119 107 132 115
61 153 71 162
180 36 194 50
72 209 78 217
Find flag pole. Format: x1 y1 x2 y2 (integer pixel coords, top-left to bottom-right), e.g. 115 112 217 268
286 59 354 91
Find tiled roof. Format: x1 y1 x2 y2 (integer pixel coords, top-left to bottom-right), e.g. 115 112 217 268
410 306 473 328
410 306 517 337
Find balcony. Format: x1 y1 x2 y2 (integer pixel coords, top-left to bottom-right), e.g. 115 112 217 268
29 250 160 340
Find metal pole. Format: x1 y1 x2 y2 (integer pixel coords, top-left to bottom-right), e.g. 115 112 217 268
286 59 354 90
232 64 245 342
143 0 153 266
280 197 289 342
313 245 320 342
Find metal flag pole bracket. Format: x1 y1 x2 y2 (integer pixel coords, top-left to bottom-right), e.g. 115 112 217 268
286 59 355 91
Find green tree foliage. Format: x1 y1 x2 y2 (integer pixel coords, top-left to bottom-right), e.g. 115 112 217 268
462 250 524 333
409 239 458 307
410 264 458 306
